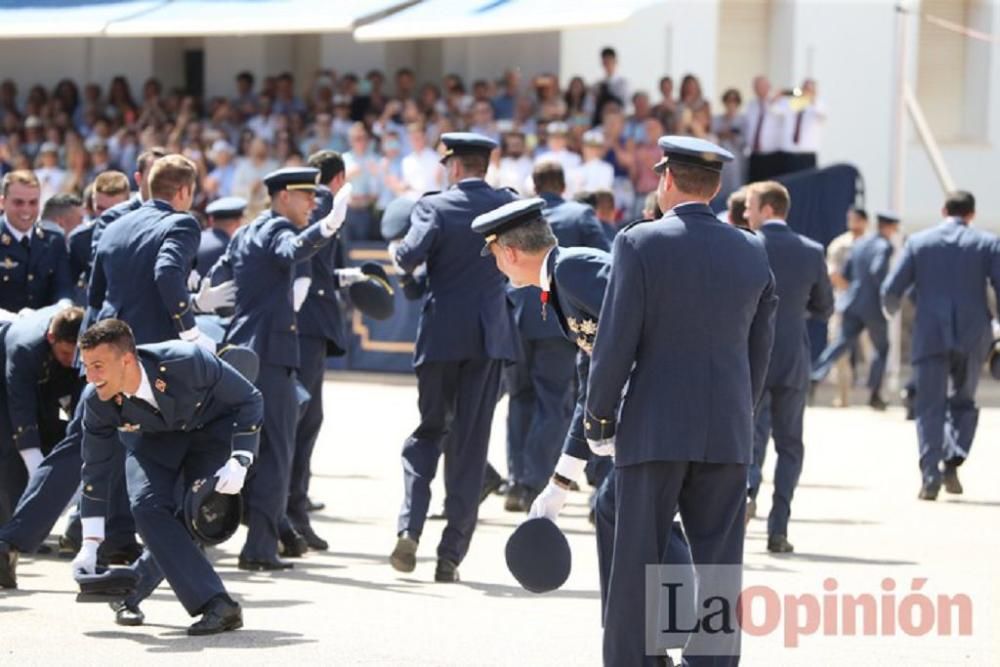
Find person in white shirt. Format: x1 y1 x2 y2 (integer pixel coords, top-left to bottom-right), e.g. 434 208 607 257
780 79 826 173
570 129 614 197
741 76 787 182
34 142 66 208
533 122 581 187
401 123 443 198
494 129 534 194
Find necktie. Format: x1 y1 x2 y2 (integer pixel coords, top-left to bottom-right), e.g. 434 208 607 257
752 103 766 153
793 110 805 145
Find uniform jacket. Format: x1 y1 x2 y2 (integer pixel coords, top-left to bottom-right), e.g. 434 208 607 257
67 221 94 305
88 195 142 260
213 209 335 368
758 221 833 389
0 305 80 452
394 179 518 366
842 232 894 322
80 341 263 518
294 185 347 355
510 191 611 341
882 217 1000 362
0 217 73 312
196 227 231 276
585 203 778 466
88 200 200 345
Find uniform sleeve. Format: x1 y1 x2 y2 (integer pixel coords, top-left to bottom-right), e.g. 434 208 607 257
79 391 120 520
395 198 438 273
563 351 594 459
584 233 645 440
870 240 893 284
808 251 835 321
47 236 74 304
5 345 42 451
580 207 612 252
881 240 915 316
198 348 264 457
749 268 779 409
154 215 201 334
267 220 334 268
87 247 108 311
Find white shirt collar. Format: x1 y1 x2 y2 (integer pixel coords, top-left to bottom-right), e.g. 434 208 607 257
3 219 31 242
126 363 160 410
539 246 556 292
764 218 787 226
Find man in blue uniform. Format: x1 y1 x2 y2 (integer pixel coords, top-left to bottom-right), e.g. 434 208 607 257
388 132 518 583
586 136 777 666
73 319 262 634
197 196 246 274
503 163 610 512
882 191 1000 499
0 170 73 319
288 151 361 550
212 167 350 569
0 305 83 528
473 198 693 632
67 171 131 306
744 181 833 553
812 211 900 410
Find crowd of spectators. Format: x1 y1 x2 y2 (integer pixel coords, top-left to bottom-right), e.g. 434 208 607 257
0 47 825 240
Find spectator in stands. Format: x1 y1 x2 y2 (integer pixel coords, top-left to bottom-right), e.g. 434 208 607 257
564 76 594 129
781 78 826 173
625 91 654 143
572 129 614 196
743 75 786 182
232 137 278 218
493 69 521 121
35 142 66 206
599 47 627 105
401 122 443 198
343 122 382 240
714 88 748 202
629 117 664 218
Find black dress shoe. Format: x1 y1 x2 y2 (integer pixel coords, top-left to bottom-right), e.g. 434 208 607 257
0 541 18 589
279 528 308 558
745 497 757 528
238 557 294 571
479 464 504 504
58 534 80 559
306 497 325 513
918 479 941 501
110 600 145 626
390 532 418 573
503 483 529 512
943 464 963 495
868 392 888 411
767 534 794 553
295 523 329 551
99 541 144 566
434 558 460 583
188 595 243 636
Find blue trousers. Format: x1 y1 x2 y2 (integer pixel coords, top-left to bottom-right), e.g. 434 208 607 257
748 385 807 537
289 335 326 527
604 461 746 667
397 359 502 564
914 346 986 483
242 363 297 561
504 336 576 490
812 312 888 392
0 403 134 552
123 435 228 616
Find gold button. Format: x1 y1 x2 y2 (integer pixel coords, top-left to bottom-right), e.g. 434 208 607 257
317 289 325 296
85 485 93 492
27 273 33 281
159 366 166 372
178 301 186 307
290 324 296 331
585 421 591 429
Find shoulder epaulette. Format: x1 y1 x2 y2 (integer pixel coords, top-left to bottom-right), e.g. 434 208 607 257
618 218 655 234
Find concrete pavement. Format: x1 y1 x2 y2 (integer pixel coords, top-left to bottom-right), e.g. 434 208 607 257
1 375 998 665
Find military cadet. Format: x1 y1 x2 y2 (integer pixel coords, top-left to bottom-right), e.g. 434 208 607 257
882 191 1000 500
812 211 900 410
0 170 73 320
288 151 363 550
197 196 247 274
0 305 83 527
743 181 834 553
472 198 693 629
89 155 233 351
388 132 517 583
211 167 351 570
72 320 262 634
585 136 777 666
40 193 84 237
67 171 131 306
503 162 610 512
87 148 168 259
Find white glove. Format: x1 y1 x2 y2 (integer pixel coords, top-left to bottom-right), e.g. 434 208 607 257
528 481 569 521
187 269 202 291
17 307 35 318
320 182 353 235
192 279 237 313
386 240 404 273
293 276 312 312
72 540 100 575
412 262 427 279
214 455 250 495
0 308 16 323
588 437 616 458
179 327 217 354
19 447 43 478
335 267 366 287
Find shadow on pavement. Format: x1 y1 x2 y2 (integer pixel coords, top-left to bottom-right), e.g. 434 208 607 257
940 498 1000 507
460 580 599 600
764 552 917 566
84 628 315 652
